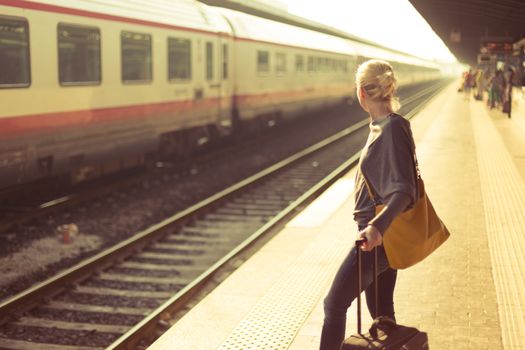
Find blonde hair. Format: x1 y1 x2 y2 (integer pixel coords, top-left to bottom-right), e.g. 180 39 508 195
355 59 400 112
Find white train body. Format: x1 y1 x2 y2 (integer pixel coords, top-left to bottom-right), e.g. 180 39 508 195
0 0 441 187
219 7 357 122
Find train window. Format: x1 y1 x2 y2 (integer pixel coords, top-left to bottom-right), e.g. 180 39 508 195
316 57 323 72
168 37 191 81
295 55 304 72
335 60 341 71
206 42 213 80
307 56 314 72
58 23 101 85
222 44 228 80
0 16 30 88
121 31 152 82
257 50 269 73
275 52 286 74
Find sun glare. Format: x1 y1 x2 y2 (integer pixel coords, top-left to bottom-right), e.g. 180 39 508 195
281 0 457 63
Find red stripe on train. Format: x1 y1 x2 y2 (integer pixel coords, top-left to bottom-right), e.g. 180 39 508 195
0 97 223 138
0 86 350 138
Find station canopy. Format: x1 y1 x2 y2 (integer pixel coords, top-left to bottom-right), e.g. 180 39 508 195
408 0 525 65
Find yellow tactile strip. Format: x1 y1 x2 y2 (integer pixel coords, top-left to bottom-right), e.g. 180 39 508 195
470 101 525 349
217 201 353 349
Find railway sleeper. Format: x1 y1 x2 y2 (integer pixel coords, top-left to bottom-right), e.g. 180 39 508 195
239 192 295 201
226 199 284 207
13 316 129 334
255 183 306 194
136 251 227 265
230 198 287 207
151 241 218 251
179 224 261 237
186 219 261 230
96 273 192 285
73 285 173 299
156 238 232 248
40 301 150 317
204 213 268 222
160 236 223 246
214 207 279 216
118 261 204 275
242 192 297 202
0 338 102 350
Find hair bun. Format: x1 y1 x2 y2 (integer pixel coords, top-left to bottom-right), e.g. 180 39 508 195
377 71 396 99
355 59 400 111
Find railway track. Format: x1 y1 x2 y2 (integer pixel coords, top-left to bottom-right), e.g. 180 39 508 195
0 128 277 234
0 80 450 350
0 80 441 235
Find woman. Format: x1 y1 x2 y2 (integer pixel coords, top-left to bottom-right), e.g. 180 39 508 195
319 60 418 350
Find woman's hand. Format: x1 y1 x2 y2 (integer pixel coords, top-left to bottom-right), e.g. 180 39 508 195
358 225 383 251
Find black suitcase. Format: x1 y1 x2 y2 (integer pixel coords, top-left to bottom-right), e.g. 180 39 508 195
341 239 429 349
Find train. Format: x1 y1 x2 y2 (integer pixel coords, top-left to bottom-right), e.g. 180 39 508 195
0 0 443 189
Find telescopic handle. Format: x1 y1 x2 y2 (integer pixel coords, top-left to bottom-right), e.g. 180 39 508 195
355 239 378 335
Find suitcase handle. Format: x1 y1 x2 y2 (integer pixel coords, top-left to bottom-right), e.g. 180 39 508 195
355 238 378 335
369 316 398 339
355 238 367 246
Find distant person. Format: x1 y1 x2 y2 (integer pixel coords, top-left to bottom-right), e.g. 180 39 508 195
319 60 418 350
521 69 525 99
462 69 474 100
503 67 515 118
518 69 525 99
489 70 505 109
487 72 495 109
475 69 485 100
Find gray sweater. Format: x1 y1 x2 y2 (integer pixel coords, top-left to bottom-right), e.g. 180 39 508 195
353 114 418 235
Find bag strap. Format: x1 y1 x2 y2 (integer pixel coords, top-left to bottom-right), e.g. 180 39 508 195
413 150 421 179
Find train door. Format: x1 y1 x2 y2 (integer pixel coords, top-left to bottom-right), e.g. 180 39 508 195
204 35 233 132
217 36 232 130
204 37 231 132
204 40 219 117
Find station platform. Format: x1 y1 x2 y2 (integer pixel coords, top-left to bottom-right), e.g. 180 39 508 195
147 83 525 350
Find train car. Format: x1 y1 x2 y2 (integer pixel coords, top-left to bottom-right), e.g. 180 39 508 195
350 41 441 85
0 0 233 187
215 6 440 130
0 0 443 190
214 7 357 127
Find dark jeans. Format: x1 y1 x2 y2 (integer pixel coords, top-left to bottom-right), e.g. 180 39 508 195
319 232 397 350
